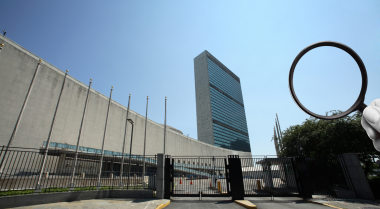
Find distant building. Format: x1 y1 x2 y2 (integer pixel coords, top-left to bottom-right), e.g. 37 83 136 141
194 51 251 152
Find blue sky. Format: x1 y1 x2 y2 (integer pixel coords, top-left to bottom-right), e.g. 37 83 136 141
1 0 379 155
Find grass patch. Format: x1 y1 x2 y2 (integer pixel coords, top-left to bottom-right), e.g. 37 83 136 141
42 187 69 193
0 189 34 197
73 186 97 191
0 185 151 197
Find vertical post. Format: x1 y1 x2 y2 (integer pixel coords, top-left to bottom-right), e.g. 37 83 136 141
162 96 167 198
156 153 164 199
69 79 92 188
275 117 282 151
120 94 131 187
163 96 167 155
97 86 113 187
142 96 149 187
127 121 134 189
273 127 279 156
0 59 42 174
227 155 245 200
164 157 171 199
212 156 216 188
36 70 69 189
292 157 312 199
276 113 283 137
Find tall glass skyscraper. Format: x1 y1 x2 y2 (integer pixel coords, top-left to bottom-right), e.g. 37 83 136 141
194 51 251 152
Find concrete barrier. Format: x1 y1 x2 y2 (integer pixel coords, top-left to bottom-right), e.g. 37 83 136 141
0 190 153 209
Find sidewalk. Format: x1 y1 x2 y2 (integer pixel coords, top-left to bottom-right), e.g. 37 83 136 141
11 198 170 209
307 196 380 209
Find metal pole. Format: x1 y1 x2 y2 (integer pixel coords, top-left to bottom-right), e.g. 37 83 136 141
0 59 42 174
275 117 282 150
120 94 131 187
69 79 92 187
142 96 149 186
273 127 279 156
127 122 134 189
163 96 167 155
162 96 167 198
97 86 113 186
36 70 69 189
276 113 283 138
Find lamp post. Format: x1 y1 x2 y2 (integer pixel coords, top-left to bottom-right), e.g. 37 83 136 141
126 118 134 190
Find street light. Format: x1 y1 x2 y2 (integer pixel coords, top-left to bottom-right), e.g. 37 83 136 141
127 118 134 190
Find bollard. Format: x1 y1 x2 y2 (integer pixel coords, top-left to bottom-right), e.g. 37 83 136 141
257 180 261 191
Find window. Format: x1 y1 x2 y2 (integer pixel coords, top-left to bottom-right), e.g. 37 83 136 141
178 160 180 163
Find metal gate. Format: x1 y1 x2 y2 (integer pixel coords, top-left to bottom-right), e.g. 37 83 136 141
164 155 352 199
165 156 229 197
240 157 300 198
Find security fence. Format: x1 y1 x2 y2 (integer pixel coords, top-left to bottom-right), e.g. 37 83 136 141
165 155 354 199
167 157 228 197
240 157 299 197
0 146 157 196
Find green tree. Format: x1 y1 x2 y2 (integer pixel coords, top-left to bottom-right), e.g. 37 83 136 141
277 110 379 179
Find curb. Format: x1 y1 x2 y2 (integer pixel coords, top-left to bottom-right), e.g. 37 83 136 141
156 200 170 209
234 200 257 209
307 200 344 209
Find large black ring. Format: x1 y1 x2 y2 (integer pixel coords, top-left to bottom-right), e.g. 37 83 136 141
289 41 368 120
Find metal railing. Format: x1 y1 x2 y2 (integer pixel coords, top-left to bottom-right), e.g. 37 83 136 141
167 155 352 198
169 157 227 196
0 146 157 197
241 157 299 197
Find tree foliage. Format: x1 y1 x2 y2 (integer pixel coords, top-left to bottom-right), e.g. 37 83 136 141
277 110 379 177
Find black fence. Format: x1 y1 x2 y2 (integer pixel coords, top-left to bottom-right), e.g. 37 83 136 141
166 155 354 199
0 146 157 197
364 157 380 199
240 157 299 197
167 157 228 197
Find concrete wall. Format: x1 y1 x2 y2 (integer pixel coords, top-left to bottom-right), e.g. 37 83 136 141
0 190 153 209
0 35 251 157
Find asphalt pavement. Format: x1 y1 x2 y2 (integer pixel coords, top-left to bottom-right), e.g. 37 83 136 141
10 198 170 209
167 197 330 209
8 196 380 209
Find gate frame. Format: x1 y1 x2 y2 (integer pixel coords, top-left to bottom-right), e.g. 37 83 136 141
163 155 348 199
165 156 230 197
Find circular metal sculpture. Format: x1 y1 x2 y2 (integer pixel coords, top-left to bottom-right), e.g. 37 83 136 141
288 41 368 120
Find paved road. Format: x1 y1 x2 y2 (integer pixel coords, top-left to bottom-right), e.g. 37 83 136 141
11 198 169 209
246 197 330 209
167 197 330 209
165 200 244 209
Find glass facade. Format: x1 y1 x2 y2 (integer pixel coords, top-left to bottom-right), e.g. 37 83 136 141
207 58 251 152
